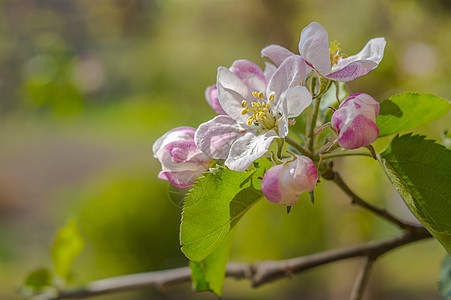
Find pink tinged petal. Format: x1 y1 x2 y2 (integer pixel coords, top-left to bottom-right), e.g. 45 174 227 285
158 171 168 181
195 115 245 159
230 59 267 92
281 86 312 118
298 22 331 76
217 82 249 124
290 156 318 192
261 164 291 205
328 37 386 82
166 140 210 164
152 126 195 157
225 131 278 171
205 85 226 115
261 44 296 66
217 67 249 98
262 156 318 207
267 55 307 104
263 62 277 82
340 93 380 117
331 107 347 131
157 141 210 173
337 114 379 149
162 169 207 189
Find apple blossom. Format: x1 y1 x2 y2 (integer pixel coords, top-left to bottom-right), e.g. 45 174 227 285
195 56 312 171
153 127 213 189
262 22 386 82
204 60 277 115
331 93 380 149
262 156 318 206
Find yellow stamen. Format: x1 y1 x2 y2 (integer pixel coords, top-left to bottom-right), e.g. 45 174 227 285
329 40 347 67
247 116 254 126
252 91 259 98
269 94 274 102
258 92 264 99
241 100 247 107
241 108 248 115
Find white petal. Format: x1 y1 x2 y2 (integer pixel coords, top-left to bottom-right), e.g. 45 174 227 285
217 82 249 124
298 22 331 75
195 115 245 159
217 67 249 98
267 55 307 105
263 62 277 82
282 86 312 118
225 131 278 171
328 38 386 82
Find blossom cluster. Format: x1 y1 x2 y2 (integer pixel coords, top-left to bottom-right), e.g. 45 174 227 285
153 22 385 207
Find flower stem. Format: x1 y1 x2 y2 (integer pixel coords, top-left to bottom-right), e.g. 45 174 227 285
321 151 373 160
284 136 310 157
307 97 322 153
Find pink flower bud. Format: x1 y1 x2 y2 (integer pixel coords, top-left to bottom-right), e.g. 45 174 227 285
153 127 212 189
262 156 318 206
331 93 380 149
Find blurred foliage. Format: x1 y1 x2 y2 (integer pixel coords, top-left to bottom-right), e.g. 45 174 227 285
0 0 449 299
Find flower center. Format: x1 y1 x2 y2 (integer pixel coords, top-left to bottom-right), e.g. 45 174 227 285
329 40 348 67
240 91 277 129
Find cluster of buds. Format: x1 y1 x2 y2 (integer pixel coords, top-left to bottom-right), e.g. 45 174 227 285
153 22 386 207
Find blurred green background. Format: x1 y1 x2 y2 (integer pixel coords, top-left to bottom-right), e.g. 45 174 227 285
0 0 450 299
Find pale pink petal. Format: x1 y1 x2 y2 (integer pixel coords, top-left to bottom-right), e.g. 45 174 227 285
225 131 278 171
267 55 307 105
328 38 386 82
152 126 195 157
162 169 207 189
195 115 245 159
230 59 267 92
263 62 277 82
205 84 226 115
337 114 379 149
261 44 296 66
298 22 331 75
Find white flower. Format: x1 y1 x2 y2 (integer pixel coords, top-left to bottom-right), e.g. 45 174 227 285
195 56 312 171
262 22 386 82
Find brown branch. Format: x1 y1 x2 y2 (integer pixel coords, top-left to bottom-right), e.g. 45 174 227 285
53 227 431 299
324 170 415 230
349 257 375 300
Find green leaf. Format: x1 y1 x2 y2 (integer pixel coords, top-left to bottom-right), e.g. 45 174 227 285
23 268 53 289
190 228 236 296
379 134 451 254
376 92 450 137
51 219 85 280
439 255 451 300
180 158 271 261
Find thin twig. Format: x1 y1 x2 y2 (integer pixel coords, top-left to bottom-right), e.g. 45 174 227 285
326 171 415 230
349 257 375 300
52 227 431 299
